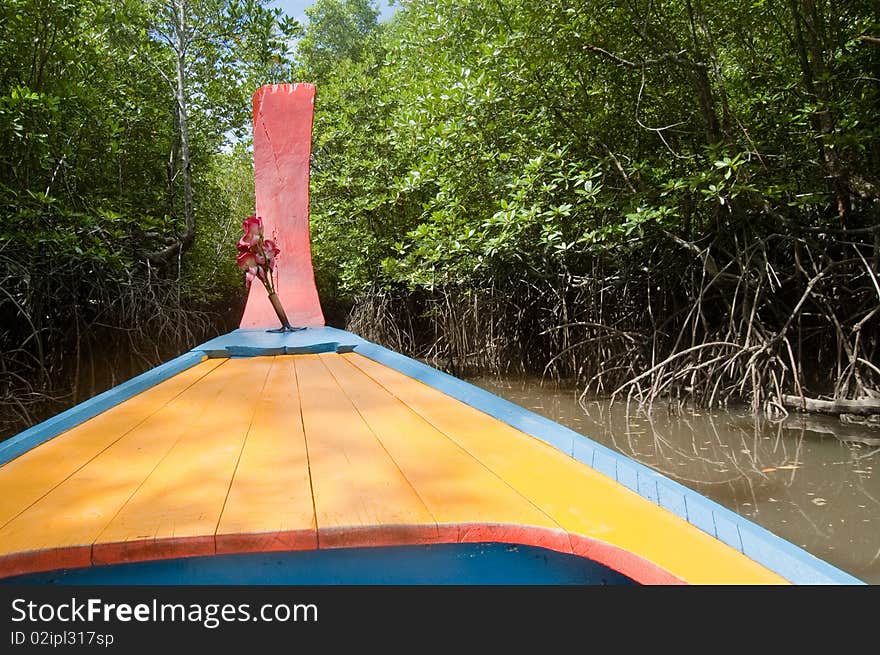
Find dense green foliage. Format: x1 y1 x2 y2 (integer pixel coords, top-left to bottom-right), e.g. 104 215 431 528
301 0 880 408
0 0 297 436
2 0 878 437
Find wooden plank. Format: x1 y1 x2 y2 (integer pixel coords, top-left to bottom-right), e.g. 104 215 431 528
344 352 787 584
215 356 317 553
318 353 569 553
0 351 208 467
0 358 225 530
294 354 435 549
91 357 275 564
0 358 235 571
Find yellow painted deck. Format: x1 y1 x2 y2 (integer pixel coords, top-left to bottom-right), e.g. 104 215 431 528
0 353 787 584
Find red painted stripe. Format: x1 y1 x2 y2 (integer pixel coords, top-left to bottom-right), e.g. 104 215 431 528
0 523 684 584
92 535 215 567
0 545 91 580
568 533 685 585
456 523 574 557
317 524 445 550
215 529 317 555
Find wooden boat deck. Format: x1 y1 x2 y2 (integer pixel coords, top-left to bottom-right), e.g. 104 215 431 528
0 352 787 584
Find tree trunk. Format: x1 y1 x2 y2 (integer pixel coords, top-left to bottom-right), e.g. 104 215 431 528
787 0 852 222
174 0 195 250
684 0 722 145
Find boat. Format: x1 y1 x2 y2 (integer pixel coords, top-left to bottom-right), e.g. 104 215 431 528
0 84 863 585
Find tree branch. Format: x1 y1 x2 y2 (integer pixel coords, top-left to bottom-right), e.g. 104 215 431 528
582 44 706 69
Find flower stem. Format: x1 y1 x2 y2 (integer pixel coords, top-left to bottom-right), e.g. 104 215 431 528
267 290 293 330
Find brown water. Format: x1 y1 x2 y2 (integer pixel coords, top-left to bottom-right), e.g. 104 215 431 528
467 374 880 584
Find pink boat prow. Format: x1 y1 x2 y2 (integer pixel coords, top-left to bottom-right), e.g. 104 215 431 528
241 84 325 329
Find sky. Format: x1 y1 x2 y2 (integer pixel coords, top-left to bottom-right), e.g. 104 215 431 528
270 0 399 25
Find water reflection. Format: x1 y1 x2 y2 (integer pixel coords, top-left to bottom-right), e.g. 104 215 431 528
467 374 880 584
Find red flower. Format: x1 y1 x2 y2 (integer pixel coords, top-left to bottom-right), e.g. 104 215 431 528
263 239 280 265
236 250 259 272
240 215 263 248
234 213 294 330
236 214 281 298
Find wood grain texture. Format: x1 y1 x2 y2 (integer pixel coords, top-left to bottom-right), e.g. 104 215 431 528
342 352 788 584
92 357 273 564
0 353 791 584
294 354 435 549
0 359 224 530
0 359 231 563
318 353 571 554
215 356 317 553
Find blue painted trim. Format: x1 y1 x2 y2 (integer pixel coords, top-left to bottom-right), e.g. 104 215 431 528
193 327 367 358
0 543 636 586
0 351 205 467
349 339 864 585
